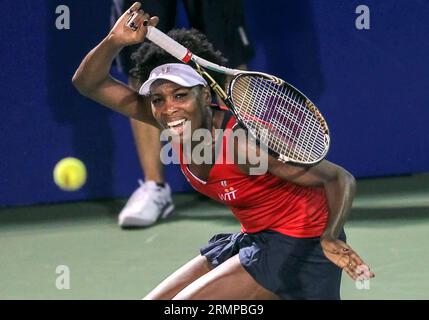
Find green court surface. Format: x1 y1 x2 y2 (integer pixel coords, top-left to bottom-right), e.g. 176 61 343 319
1 174 429 300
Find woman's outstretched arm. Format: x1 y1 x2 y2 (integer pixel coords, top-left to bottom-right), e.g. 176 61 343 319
72 2 159 125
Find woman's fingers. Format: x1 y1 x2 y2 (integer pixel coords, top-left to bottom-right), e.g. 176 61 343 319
336 252 351 268
356 264 375 279
348 252 375 277
127 10 151 31
333 248 374 280
128 2 141 13
341 257 362 280
130 11 145 29
342 257 375 280
149 16 159 27
123 2 141 24
349 251 367 267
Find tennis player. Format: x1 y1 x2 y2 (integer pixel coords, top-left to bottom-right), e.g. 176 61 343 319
72 3 374 299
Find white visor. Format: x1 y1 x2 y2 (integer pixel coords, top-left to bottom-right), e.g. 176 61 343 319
139 63 208 96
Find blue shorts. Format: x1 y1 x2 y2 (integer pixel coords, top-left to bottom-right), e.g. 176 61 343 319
200 230 346 300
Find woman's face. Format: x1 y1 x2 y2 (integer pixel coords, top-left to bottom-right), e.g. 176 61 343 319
149 80 211 140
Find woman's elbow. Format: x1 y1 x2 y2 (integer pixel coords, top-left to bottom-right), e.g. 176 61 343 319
72 72 85 93
71 71 93 96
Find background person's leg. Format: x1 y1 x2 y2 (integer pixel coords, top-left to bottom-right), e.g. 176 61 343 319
130 118 164 183
118 77 174 228
183 0 255 69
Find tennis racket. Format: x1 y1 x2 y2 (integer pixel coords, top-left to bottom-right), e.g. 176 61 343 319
141 24 330 165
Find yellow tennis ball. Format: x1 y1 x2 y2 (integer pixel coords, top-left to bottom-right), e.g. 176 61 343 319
53 157 87 191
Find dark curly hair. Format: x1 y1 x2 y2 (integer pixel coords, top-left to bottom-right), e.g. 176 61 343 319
130 28 228 88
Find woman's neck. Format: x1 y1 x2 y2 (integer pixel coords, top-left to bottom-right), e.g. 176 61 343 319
190 106 214 150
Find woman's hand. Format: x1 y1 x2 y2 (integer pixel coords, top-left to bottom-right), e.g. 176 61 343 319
320 236 375 281
108 2 159 47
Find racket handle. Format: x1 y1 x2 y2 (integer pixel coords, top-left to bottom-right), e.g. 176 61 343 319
146 26 191 62
146 26 237 76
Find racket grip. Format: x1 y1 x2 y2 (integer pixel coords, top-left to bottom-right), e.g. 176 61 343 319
146 26 191 62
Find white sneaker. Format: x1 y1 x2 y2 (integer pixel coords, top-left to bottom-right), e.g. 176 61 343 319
118 180 175 228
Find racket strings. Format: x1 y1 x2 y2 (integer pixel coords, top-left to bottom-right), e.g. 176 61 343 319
285 89 326 157
273 81 325 155
267 83 326 161
231 75 328 163
262 81 323 161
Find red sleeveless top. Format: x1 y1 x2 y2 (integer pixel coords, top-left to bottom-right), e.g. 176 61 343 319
177 112 329 238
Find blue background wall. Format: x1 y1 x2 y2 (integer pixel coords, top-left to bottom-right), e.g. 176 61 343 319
1 0 428 206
